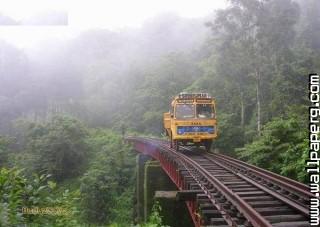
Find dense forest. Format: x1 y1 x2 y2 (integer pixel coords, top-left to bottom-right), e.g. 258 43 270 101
0 0 319 226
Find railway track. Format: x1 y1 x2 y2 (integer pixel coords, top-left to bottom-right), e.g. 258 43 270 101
128 137 313 227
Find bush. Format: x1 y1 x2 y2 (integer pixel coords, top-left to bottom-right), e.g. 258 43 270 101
132 202 168 227
214 113 245 154
80 130 136 225
22 115 88 181
0 136 13 166
0 168 80 226
237 115 308 182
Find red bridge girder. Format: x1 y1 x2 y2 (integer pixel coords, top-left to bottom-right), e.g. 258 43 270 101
129 138 201 227
128 137 313 227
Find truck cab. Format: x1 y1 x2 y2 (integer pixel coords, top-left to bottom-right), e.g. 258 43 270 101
163 93 217 151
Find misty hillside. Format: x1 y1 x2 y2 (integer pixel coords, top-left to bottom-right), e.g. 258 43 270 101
0 13 209 133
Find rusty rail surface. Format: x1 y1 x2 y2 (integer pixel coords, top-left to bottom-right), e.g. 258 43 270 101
127 137 313 227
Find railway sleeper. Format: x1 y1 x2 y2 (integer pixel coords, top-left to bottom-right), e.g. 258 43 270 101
210 174 235 178
204 225 231 227
216 178 241 182
208 172 230 176
231 187 259 192
185 179 197 187
177 166 187 170
184 178 196 184
264 214 306 223
201 210 222 221
216 197 227 203
219 177 242 182
190 185 202 190
199 203 216 210
241 195 275 202
272 221 311 227
196 161 214 164
255 206 297 216
236 191 267 196
196 193 210 197
197 198 212 204
183 176 195 181
178 170 190 176
227 184 252 188
190 182 209 188
184 181 196 188
248 200 283 208
298 197 309 205
196 198 221 208
206 168 226 171
197 195 212 201
223 181 246 185
205 167 225 170
202 202 245 227
194 163 212 166
209 217 227 225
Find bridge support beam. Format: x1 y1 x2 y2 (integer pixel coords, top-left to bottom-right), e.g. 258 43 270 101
129 139 199 226
136 154 151 222
136 154 192 226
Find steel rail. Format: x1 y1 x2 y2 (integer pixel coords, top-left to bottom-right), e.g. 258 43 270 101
203 154 310 217
154 140 273 227
154 141 239 227
179 144 312 216
166 140 311 200
210 153 311 195
127 137 312 227
139 138 231 225
207 153 313 212
176 157 239 226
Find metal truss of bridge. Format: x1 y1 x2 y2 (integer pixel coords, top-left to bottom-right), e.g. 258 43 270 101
127 137 313 227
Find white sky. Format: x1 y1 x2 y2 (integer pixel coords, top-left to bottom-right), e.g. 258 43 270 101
0 0 227 48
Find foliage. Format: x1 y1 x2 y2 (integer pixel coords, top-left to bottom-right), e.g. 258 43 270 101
213 113 244 154
80 130 136 225
146 202 164 227
21 115 88 181
2 119 137 226
124 52 201 134
0 168 25 226
237 112 308 182
109 188 134 225
0 168 80 226
0 136 13 166
134 202 167 227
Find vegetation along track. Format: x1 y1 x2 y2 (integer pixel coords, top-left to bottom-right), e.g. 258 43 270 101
141 138 313 227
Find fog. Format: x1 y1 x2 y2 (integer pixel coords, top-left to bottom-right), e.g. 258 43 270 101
0 0 319 136
0 9 213 133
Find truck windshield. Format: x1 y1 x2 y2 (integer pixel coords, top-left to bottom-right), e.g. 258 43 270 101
175 104 195 119
197 104 214 118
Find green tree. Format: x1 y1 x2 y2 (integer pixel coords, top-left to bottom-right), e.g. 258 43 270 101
0 136 12 166
237 110 308 182
80 130 135 225
22 115 88 181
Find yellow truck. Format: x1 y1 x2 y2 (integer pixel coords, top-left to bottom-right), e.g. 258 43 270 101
163 93 217 151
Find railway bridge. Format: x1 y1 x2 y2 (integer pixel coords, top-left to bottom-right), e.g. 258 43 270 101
127 137 313 227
